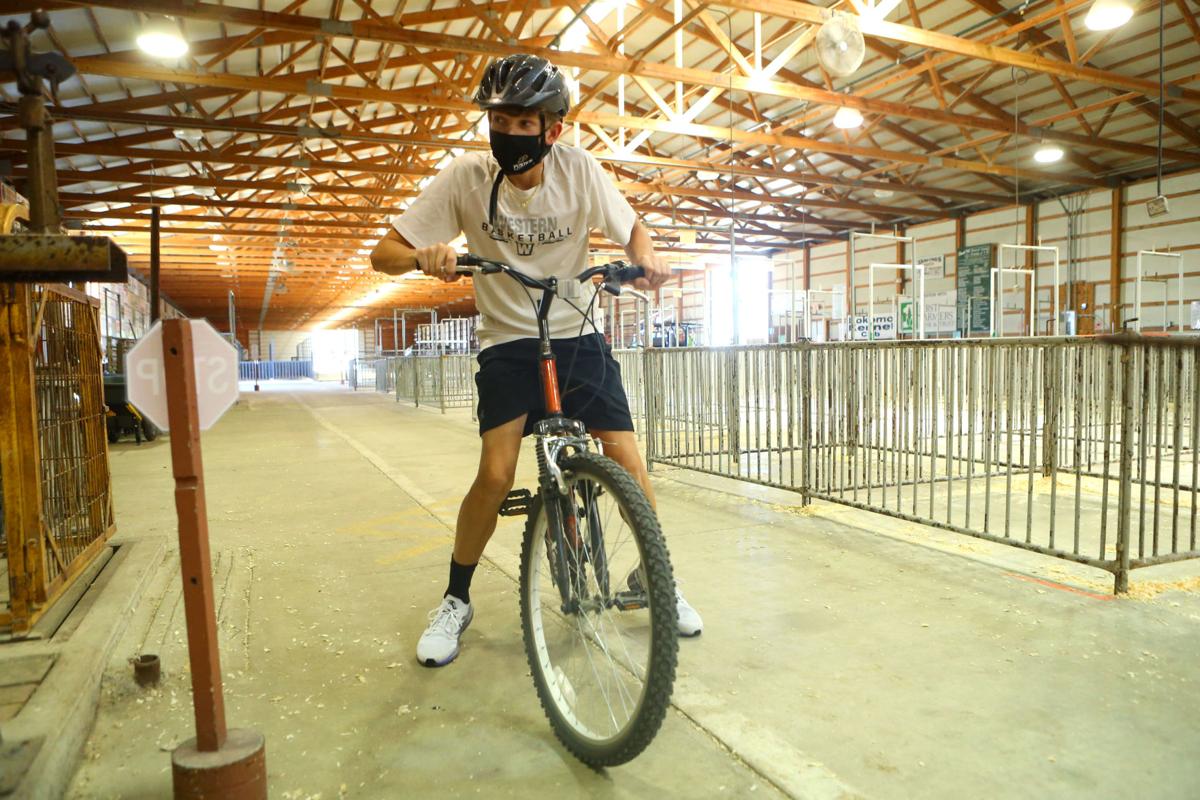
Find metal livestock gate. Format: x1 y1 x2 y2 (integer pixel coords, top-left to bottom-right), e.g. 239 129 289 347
635 336 1198 594
1 284 116 636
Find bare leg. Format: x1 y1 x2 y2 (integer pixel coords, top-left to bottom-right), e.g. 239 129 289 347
593 429 703 634
453 414 527 564
590 429 655 509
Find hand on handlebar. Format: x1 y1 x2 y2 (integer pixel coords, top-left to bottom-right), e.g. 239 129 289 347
631 251 671 292
415 243 461 283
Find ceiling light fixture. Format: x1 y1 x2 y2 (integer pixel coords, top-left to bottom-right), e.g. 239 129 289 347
172 128 204 144
137 19 188 59
873 188 894 198
1034 142 1064 164
1084 0 1134 31
832 106 863 130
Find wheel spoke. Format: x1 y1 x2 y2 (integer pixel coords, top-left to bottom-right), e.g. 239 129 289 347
521 452 676 764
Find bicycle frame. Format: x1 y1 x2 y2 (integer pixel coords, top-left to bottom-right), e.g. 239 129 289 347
526 278 596 610
458 254 642 611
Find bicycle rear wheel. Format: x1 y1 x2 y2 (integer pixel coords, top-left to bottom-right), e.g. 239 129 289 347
520 451 678 767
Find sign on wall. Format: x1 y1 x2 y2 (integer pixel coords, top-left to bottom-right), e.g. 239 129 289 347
918 254 945 281
851 314 897 340
1192 301 1200 331
956 244 994 334
899 301 957 335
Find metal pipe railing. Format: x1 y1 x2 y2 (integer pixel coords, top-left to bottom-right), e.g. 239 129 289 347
629 336 1199 594
238 359 314 382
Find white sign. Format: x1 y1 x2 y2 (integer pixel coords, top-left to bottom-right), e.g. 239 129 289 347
126 320 239 431
918 254 945 280
1192 301 1200 331
851 314 897 340
899 301 958 335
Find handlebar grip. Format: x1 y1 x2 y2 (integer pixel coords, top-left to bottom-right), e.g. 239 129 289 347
612 265 645 283
456 253 482 267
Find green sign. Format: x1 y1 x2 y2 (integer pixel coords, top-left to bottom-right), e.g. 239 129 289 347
956 244 994 334
899 301 915 333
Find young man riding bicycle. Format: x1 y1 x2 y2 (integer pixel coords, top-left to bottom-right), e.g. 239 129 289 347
371 54 703 667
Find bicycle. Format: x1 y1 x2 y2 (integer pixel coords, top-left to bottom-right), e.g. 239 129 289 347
454 253 678 767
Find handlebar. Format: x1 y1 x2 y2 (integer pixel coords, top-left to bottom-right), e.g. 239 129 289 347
454 254 645 296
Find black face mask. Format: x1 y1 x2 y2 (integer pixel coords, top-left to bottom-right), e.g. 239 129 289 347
490 130 549 175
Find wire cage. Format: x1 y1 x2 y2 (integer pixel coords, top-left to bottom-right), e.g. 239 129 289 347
1 284 115 636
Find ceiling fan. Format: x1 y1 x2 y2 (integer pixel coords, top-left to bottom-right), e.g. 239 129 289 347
815 13 866 78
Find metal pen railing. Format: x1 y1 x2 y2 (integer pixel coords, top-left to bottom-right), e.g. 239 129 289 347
636 336 1198 593
391 354 477 413
239 359 314 382
347 358 375 390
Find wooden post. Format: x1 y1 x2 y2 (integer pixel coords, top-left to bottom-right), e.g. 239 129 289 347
802 243 812 292
162 319 266 799
162 320 227 752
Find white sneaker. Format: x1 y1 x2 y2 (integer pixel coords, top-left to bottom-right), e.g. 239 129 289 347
627 568 703 637
416 595 473 667
675 588 703 638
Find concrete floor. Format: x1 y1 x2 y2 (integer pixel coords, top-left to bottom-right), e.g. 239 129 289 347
65 381 1200 799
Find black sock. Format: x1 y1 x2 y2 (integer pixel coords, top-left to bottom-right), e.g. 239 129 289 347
445 558 477 605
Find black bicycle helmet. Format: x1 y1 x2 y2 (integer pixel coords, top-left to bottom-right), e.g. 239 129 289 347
473 54 570 118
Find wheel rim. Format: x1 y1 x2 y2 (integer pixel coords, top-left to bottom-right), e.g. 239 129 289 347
526 471 655 745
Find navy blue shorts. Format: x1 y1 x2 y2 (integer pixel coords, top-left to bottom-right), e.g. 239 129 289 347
475 334 635 437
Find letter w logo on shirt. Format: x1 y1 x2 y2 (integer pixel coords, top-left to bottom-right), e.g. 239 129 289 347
516 242 535 256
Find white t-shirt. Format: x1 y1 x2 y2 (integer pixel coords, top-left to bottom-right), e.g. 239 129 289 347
392 144 637 350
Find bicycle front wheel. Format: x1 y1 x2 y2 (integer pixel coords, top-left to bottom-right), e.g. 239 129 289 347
520 451 678 767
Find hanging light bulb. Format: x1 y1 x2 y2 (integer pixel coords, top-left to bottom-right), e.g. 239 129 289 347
832 106 863 130
137 19 188 59
1085 0 1134 31
1034 141 1064 164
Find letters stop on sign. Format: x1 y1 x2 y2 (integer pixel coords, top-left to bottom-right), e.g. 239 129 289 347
126 319 239 431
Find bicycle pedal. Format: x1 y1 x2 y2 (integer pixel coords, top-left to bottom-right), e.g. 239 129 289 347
499 488 533 517
612 591 647 611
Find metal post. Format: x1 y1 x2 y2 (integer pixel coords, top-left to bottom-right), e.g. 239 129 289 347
18 95 60 233
1114 342 1135 594
227 290 236 347
438 355 447 413
150 205 161 323
643 317 654 472
788 257 797 343
730 230 739 345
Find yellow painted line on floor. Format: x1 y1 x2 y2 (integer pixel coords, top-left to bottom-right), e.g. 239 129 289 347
334 508 451 538
374 538 450 566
